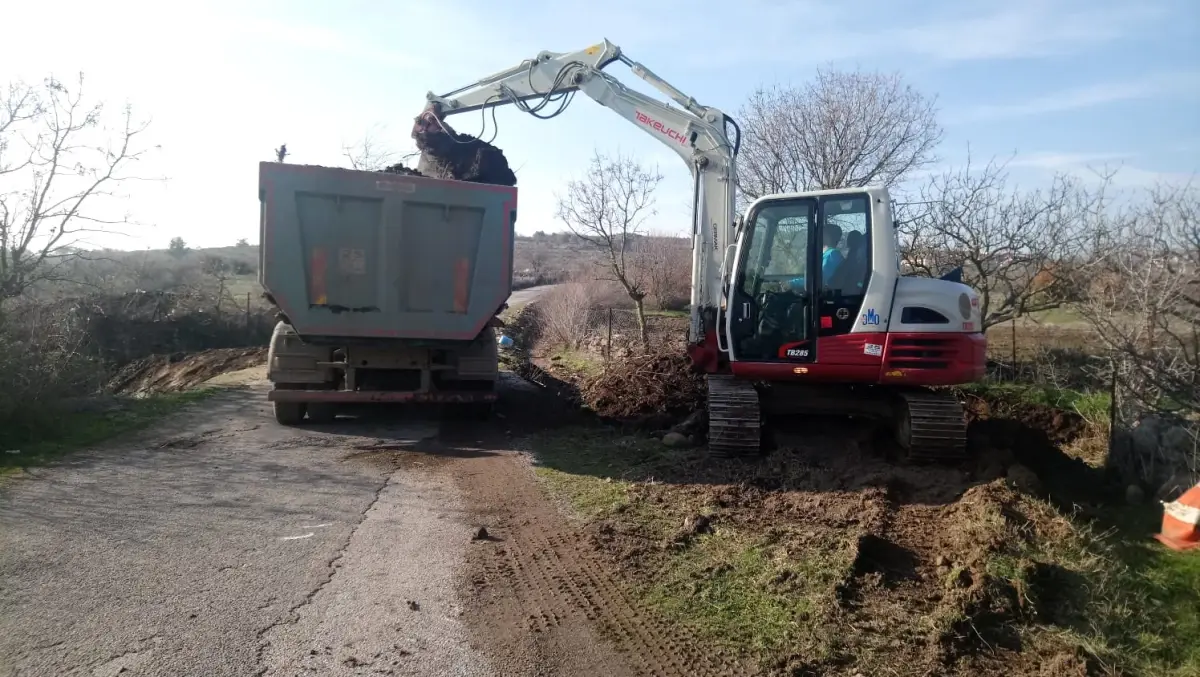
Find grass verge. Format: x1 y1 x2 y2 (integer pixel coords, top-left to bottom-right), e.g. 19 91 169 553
961 380 1112 425
0 389 217 474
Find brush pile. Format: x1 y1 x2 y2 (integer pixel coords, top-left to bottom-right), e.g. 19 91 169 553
580 347 705 419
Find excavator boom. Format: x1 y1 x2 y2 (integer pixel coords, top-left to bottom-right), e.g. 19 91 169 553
418 39 739 356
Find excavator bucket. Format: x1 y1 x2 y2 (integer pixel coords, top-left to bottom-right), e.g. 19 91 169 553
411 103 517 186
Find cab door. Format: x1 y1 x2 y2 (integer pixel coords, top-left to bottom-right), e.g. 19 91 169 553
726 198 819 363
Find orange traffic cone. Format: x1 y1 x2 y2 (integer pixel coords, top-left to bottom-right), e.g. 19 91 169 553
1155 482 1200 551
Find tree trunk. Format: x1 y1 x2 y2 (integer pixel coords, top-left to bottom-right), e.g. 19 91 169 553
633 297 649 352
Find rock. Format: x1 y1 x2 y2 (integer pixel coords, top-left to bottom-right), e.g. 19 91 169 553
406 600 420 611
934 555 950 568
1007 464 1043 495
472 526 490 541
661 432 691 448
1125 484 1145 505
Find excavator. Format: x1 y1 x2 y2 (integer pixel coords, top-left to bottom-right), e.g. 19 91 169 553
415 39 987 461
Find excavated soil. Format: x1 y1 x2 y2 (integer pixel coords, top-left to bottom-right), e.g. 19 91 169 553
106 347 267 395
410 122 517 186
538 412 1105 676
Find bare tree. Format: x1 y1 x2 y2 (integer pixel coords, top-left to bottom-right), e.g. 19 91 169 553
528 250 548 282
555 151 663 350
736 67 942 206
343 124 397 171
201 254 235 314
0 74 153 310
1081 183 1199 419
898 153 1105 329
631 231 690 311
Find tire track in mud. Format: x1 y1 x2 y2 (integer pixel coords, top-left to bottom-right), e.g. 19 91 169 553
455 449 752 677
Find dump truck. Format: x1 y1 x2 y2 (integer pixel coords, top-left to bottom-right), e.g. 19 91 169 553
257 162 517 424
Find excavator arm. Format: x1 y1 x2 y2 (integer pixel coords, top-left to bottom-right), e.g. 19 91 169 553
417 39 741 365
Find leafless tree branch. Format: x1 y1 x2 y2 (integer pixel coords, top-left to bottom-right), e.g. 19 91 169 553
0 73 155 309
342 124 397 171
554 150 663 349
736 67 942 209
897 151 1110 329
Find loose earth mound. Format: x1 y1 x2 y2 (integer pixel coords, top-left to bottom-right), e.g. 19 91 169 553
107 347 267 396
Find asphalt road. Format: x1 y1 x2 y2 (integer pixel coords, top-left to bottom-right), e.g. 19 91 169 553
0 384 496 677
505 284 555 308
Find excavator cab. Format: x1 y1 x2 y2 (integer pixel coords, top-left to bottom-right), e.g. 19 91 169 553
726 190 876 364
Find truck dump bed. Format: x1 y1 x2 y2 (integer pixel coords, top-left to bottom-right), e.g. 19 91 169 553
259 162 516 342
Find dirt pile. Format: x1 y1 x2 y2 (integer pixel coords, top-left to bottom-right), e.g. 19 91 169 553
107 347 266 395
408 109 517 186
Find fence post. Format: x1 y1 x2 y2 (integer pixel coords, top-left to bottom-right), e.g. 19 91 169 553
1107 357 1119 454
1010 317 1018 381
606 308 613 362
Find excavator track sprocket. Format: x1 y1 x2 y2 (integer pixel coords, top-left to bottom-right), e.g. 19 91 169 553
706 374 762 458
894 388 969 462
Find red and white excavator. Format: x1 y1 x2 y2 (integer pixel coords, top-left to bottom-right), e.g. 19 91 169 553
416 39 987 461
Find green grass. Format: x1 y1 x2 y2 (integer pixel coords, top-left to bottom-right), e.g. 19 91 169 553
644 529 853 659
961 380 1112 426
976 491 1200 676
0 389 217 474
645 308 689 318
548 349 604 378
1095 508 1200 677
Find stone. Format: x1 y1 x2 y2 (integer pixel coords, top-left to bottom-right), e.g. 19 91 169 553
472 526 490 541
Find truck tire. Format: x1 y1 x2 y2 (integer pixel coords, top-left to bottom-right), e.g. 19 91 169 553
274 401 306 425
306 402 337 424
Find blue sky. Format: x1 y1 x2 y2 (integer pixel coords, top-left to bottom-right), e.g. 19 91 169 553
2 0 1197 249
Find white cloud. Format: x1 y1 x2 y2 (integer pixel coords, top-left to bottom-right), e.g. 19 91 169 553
949 73 1200 123
889 1 1165 62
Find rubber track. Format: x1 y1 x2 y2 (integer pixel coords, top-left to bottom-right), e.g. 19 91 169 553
706 374 762 458
898 389 969 462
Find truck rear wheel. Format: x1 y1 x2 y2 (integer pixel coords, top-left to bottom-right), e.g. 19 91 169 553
274 401 306 425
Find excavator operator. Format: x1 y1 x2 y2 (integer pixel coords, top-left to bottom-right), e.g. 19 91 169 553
787 223 844 292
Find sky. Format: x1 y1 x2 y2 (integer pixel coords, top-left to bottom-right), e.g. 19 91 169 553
1 0 1197 251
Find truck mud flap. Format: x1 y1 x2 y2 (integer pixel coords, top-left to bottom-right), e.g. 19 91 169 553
267 390 498 403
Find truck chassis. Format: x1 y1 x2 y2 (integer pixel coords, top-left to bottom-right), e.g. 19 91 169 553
266 321 499 424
